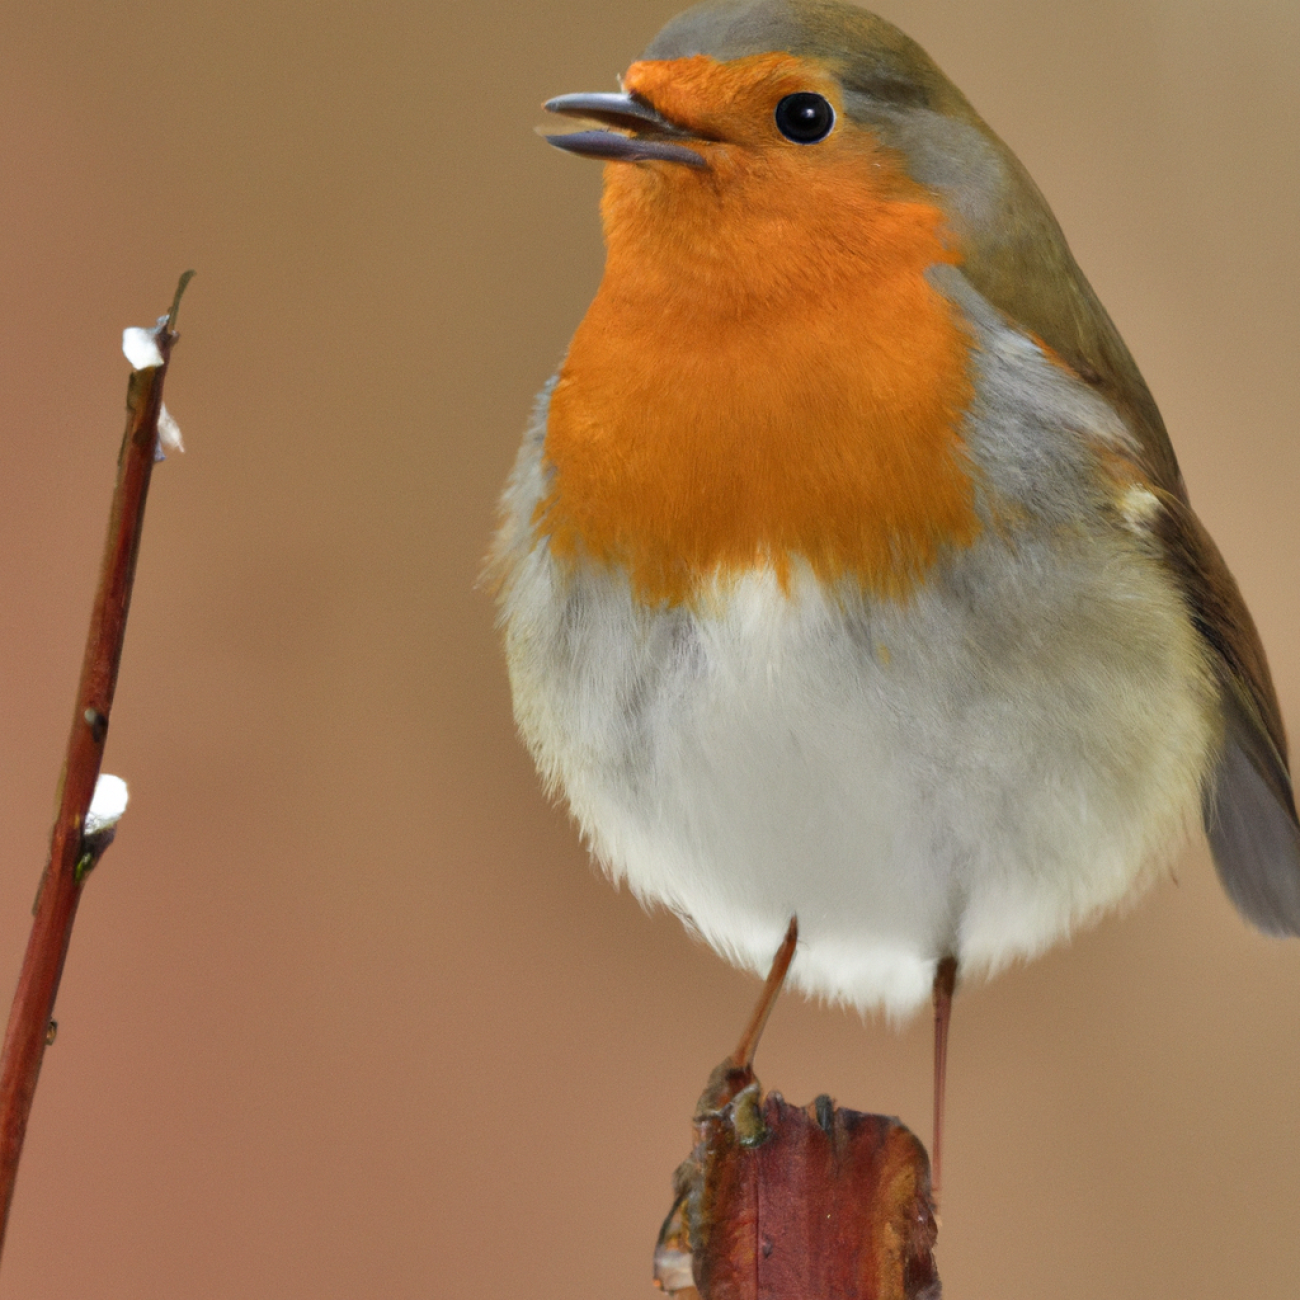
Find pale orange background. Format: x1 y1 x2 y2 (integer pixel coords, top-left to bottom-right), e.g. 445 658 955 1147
0 1 1297 1296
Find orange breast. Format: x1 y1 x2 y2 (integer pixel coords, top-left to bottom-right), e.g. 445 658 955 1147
537 55 980 607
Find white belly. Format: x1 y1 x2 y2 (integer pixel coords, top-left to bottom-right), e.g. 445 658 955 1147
500 533 1217 1018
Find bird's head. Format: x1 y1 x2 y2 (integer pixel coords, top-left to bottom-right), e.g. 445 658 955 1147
544 0 1006 297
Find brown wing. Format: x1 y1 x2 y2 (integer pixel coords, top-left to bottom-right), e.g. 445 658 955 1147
951 155 1300 933
959 187 1300 933
905 69 1300 935
1156 493 1300 933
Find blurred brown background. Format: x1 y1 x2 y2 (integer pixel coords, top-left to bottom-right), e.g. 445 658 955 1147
0 0 1297 1296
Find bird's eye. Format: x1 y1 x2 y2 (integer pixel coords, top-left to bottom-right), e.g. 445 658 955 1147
774 93 835 144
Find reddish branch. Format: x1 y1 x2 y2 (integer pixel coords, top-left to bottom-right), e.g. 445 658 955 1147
0 272 192 1256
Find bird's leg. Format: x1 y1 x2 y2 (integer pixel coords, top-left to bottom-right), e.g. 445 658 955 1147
730 917 798 1068
931 954 958 1209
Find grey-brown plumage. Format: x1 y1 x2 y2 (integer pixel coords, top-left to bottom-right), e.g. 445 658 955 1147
642 0 1300 935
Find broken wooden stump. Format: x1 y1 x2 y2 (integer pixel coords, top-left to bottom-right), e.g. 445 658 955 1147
654 921 940 1300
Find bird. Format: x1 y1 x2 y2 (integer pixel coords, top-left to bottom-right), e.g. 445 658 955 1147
489 0 1300 1197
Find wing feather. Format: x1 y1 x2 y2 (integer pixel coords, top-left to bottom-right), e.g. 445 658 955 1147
1154 492 1300 933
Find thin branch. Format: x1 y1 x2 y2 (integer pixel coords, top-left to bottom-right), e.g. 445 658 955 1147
0 272 193 1258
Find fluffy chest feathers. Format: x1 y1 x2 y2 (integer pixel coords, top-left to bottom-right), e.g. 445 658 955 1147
538 57 980 606
493 286 1220 1016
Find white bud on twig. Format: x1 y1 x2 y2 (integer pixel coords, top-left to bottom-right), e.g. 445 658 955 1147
158 404 185 454
85 774 129 835
121 315 169 371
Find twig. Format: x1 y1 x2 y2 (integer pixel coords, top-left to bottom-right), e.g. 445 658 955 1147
0 272 193 1258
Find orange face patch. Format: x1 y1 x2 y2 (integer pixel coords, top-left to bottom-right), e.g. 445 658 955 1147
538 53 979 606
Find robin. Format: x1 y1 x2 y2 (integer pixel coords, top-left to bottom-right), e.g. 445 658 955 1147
489 0 1300 1196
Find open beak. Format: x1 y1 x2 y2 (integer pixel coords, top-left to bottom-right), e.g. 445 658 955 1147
543 92 708 169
